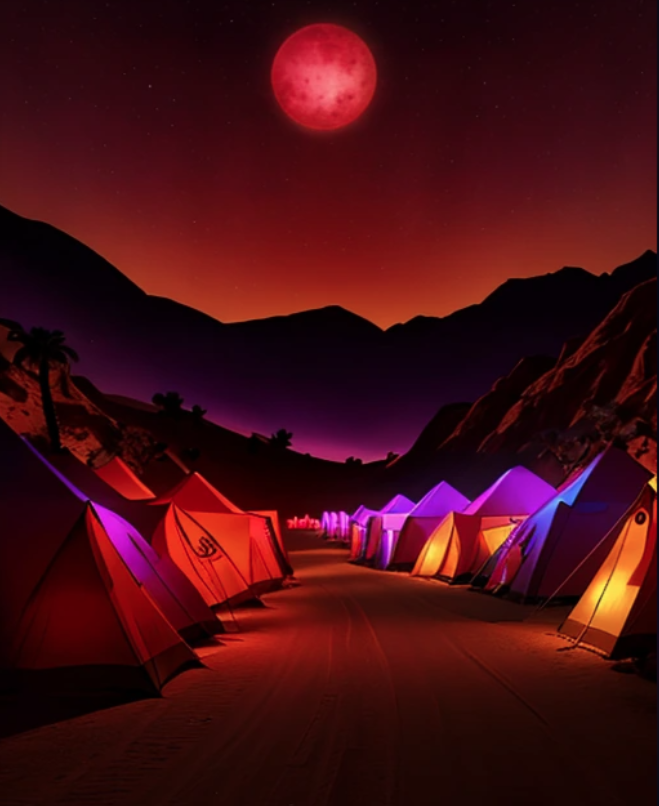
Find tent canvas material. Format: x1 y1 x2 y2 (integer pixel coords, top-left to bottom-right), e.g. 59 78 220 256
559 479 657 659
28 444 223 638
348 506 377 560
390 482 471 569
478 448 653 602
249 509 294 576
373 513 414 570
149 473 287 600
411 467 555 582
363 495 416 563
0 420 200 694
94 455 157 500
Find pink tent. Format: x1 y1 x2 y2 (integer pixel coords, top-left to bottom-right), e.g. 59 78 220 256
363 494 416 563
389 481 471 569
412 467 556 582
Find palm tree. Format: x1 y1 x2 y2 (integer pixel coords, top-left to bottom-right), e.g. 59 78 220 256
0 319 79 452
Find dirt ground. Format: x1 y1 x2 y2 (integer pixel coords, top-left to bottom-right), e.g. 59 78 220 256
0 534 655 806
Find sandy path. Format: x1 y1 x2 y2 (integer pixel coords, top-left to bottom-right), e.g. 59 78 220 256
0 537 655 806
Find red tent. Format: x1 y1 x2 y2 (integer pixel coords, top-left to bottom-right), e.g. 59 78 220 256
150 473 289 598
28 444 224 639
94 455 157 500
0 419 201 695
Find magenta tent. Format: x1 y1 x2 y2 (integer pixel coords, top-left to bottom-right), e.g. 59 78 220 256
362 494 416 564
388 481 471 570
412 466 555 583
473 447 653 602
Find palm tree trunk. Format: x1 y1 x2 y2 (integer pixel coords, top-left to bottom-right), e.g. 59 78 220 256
38 359 62 451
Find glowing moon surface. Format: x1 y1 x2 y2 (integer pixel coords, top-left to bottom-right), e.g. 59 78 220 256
271 24 377 131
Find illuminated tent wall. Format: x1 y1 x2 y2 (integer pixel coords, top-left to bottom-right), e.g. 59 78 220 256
339 511 350 540
372 511 412 570
249 509 294 575
152 507 259 608
478 447 653 602
321 511 331 536
41 447 164 537
558 478 657 659
49 452 285 608
94 455 157 500
389 482 471 570
348 505 378 561
412 466 555 583
0 420 200 695
362 494 416 564
20 438 223 641
149 473 287 599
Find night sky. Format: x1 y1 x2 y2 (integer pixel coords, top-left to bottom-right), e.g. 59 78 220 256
1 0 656 328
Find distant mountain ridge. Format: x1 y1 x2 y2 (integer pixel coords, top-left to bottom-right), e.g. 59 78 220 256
0 203 655 460
387 278 657 501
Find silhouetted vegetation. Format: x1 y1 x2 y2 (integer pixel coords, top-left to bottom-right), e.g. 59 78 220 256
346 456 363 466
0 319 79 452
270 428 293 449
152 391 184 416
385 451 399 463
539 400 657 475
191 404 207 422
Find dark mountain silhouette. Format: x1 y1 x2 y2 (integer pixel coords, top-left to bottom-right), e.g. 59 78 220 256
0 203 655 460
387 278 657 501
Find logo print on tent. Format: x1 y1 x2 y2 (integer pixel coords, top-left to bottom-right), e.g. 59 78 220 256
190 534 220 558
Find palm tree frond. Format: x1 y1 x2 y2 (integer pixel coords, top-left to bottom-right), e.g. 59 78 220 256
58 345 80 362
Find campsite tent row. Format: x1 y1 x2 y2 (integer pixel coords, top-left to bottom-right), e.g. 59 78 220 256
0 418 292 696
347 449 656 660
321 511 350 541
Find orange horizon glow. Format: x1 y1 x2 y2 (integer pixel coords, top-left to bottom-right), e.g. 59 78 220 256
1 2 655 330
2 188 656 330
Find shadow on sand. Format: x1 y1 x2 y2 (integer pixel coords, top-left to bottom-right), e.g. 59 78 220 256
0 691 144 740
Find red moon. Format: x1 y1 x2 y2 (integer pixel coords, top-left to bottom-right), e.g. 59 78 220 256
271 24 377 131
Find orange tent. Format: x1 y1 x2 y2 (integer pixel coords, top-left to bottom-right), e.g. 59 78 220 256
250 509 294 576
150 473 288 598
412 466 555 583
27 444 223 640
412 512 523 583
558 478 657 660
0 420 201 695
95 455 157 500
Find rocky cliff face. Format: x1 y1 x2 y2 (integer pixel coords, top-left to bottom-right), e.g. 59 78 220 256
0 325 163 470
478 278 656 472
391 278 657 497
